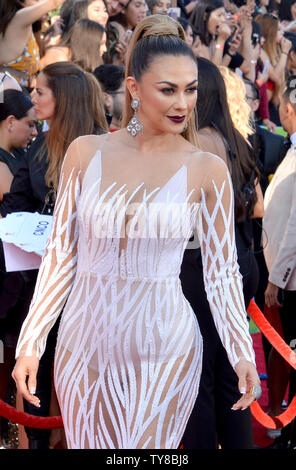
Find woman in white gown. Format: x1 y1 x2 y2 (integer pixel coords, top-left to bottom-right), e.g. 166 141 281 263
12 15 260 449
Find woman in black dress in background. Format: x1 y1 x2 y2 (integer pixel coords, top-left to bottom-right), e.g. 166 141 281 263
0 64 108 449
0 88 37 360
180 58 263 449
0 89 37 448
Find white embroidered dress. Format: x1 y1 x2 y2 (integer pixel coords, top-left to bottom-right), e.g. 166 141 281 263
16 135 255 449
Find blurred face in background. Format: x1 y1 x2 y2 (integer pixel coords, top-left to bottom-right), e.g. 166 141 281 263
245 82 259 114
100 32 107 56
107 0 129 16
184 24 194 47
291 1 296 20
207 7 226 36
111 80 125 122
88 0 109 27
276 24 284 44
125 0 148 29
8 107 38 149
151 0 172 15
192 34 202 57
31 72 56 121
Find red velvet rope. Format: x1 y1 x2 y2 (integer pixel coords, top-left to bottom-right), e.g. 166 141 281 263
247 299 296 429
0 399 63 428
0 300 295 431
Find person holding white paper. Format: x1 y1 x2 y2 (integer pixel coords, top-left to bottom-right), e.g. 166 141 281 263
0 88 37 448
0 62 108 449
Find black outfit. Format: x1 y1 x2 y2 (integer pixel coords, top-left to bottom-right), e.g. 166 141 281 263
0 147 28 347
0 132 55 448
180 242 255 449
0 132 50 218
223 40 244 71
180 222 258 448
180 143 259 449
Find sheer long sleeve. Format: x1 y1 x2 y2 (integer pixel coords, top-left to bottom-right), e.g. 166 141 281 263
15 142 81 359
197 156 256 370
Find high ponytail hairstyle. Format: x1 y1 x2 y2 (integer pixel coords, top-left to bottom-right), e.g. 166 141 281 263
122 14 199 146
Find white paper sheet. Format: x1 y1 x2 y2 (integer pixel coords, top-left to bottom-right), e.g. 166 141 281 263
0 212 53 271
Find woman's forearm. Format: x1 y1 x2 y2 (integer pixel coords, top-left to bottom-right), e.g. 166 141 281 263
13 0 63 30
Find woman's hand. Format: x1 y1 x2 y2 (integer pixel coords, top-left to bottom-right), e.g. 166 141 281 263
232 359 261 410
12 356 41 408
262 118 277 133
217 23 231 42
281 37 292 55
228 30 242 55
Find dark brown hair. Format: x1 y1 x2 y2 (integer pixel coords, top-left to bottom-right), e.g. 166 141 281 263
196 58 259 220
40 62 108 190
0 0 23 35
59 18 105 72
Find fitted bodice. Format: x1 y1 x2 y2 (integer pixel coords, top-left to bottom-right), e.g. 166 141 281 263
76 151 200 280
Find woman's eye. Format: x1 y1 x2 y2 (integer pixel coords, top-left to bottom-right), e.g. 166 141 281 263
161 88 174 94
186 87 198 93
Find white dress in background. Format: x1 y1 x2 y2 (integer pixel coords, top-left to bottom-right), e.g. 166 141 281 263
16 135 255 449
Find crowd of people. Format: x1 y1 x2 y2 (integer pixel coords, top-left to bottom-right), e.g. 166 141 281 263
0 0 295 450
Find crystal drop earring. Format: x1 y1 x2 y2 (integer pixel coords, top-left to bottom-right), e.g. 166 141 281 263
126 98 143 137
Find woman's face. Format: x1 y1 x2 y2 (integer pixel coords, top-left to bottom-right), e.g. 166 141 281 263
100 32 107 56
207 7 226 36
276 23 283 44
32 72 56 121
9 107 37 149
291 1 296 20
125 0 148 29
185 25 194 47
151 0 172 15
88 0 109 27
191 34 202 57
129 55 198 135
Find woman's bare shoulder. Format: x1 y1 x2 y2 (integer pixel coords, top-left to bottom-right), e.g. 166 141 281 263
197 128 228 164
40 46 70 68
71 133 109 154
188 146 229 178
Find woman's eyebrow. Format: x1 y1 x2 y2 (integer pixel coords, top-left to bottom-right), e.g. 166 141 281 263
155 79 198 87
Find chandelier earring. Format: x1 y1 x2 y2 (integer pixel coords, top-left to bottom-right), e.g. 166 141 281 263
126 97 143 137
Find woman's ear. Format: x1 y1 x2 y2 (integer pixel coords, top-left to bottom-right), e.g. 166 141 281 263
5 115 16 132
126 76 139 100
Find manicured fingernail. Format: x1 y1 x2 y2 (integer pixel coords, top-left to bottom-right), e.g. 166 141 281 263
240 387 246 394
